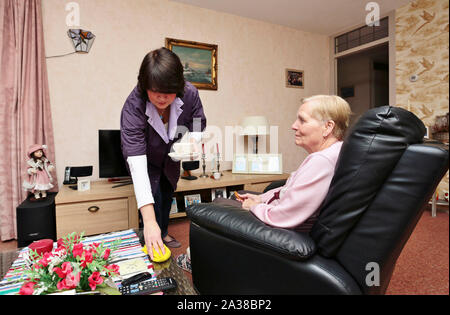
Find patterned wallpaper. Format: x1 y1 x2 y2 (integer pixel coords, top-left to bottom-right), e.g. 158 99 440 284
396 0 449 197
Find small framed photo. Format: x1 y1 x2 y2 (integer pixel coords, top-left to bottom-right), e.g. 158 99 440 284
77 179 90 191
211 187 227 201
170 197 178 215
286 68 304 89
232 154 248 174
184 194 202 208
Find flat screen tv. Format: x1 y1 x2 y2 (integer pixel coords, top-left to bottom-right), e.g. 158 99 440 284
99 130 129 179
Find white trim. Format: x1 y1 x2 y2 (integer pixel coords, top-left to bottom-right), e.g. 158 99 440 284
330 11 396 107
334 38 389 59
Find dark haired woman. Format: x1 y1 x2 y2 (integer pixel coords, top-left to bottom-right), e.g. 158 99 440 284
120 48 206 259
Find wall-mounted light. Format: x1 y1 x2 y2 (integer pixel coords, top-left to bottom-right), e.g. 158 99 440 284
67 29 95 53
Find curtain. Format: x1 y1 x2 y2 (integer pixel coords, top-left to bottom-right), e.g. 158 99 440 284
0 0 57 241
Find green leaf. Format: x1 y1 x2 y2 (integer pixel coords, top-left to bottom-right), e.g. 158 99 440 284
96 284 121 295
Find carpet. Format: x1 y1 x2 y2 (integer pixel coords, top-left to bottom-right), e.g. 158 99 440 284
167 210 449 295
1 209 447 294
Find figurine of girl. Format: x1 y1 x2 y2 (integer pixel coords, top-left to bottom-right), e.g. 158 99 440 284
22 144 55 200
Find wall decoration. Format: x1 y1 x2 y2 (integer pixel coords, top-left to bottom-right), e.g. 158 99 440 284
166 38 218 90
285 69 304 89
67 29 95 53
395 0 449 196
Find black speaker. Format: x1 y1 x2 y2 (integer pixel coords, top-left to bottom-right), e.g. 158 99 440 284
16 192 57 248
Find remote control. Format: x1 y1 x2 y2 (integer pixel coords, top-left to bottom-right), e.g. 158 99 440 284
118 277 177 295
121 272 153 287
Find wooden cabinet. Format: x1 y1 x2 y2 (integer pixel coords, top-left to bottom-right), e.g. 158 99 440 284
55 171 289 237
56 199 129 237
55 181 139 238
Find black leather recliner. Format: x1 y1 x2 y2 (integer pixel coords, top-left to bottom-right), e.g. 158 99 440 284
186 106 449 295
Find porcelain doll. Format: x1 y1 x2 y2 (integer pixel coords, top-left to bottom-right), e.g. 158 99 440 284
22 144 55 200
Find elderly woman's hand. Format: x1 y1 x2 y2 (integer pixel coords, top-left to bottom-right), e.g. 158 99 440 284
237 193 261 203
242 198 260 210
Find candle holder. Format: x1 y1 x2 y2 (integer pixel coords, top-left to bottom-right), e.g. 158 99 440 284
199 153 208 178
216 152 223 175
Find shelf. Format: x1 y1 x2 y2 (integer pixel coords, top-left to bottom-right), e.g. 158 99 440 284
169 212 187 219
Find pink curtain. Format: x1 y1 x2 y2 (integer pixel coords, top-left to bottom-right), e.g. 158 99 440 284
0 0 57 241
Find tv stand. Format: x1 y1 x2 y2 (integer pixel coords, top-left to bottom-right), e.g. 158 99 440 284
55 171 289 237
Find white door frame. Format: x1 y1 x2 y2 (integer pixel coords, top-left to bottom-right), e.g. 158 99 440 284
330 11 396 106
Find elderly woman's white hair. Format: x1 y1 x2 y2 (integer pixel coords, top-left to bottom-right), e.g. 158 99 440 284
302 95 352 140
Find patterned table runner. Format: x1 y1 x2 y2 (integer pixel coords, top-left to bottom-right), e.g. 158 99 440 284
0 229 153 295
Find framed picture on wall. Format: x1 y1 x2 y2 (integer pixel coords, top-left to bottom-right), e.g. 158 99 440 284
166 38 218 90
286 68 304 89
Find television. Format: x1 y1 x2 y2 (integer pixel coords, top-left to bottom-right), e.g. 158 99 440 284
98 130 129 179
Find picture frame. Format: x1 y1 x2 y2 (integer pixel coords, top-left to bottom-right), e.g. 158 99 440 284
232 154 283 175
232 154 248 174
211 187 227 201
286 68 304 89
77 179 90 191
166 38 218 90
247 154 283 174
184 194 202 208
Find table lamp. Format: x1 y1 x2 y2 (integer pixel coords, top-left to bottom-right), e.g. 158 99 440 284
240 116 269 154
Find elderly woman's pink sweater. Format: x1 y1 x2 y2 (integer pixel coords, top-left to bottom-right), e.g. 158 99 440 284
250 141 343 231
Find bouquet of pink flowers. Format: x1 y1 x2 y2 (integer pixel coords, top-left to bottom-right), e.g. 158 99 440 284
18 232 120 295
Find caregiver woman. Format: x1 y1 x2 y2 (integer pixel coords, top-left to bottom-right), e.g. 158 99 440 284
120 48 206 259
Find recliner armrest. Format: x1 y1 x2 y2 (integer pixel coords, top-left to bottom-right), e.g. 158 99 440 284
186 203 316 261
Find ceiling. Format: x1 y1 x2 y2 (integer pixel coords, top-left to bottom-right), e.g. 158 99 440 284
170 0 412 35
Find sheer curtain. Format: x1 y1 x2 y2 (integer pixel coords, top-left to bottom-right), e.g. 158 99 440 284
0 0 57 240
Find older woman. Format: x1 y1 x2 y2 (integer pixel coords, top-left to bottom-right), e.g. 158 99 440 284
176 95 351 273
239 95 351 232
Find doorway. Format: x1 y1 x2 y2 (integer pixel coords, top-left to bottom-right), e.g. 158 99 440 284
337 43 389 127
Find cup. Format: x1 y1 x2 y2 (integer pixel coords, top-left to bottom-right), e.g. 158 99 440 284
213 172 221 180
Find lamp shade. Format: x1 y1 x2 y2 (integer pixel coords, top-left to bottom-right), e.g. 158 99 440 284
67 29 95 53
240 116 269 136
